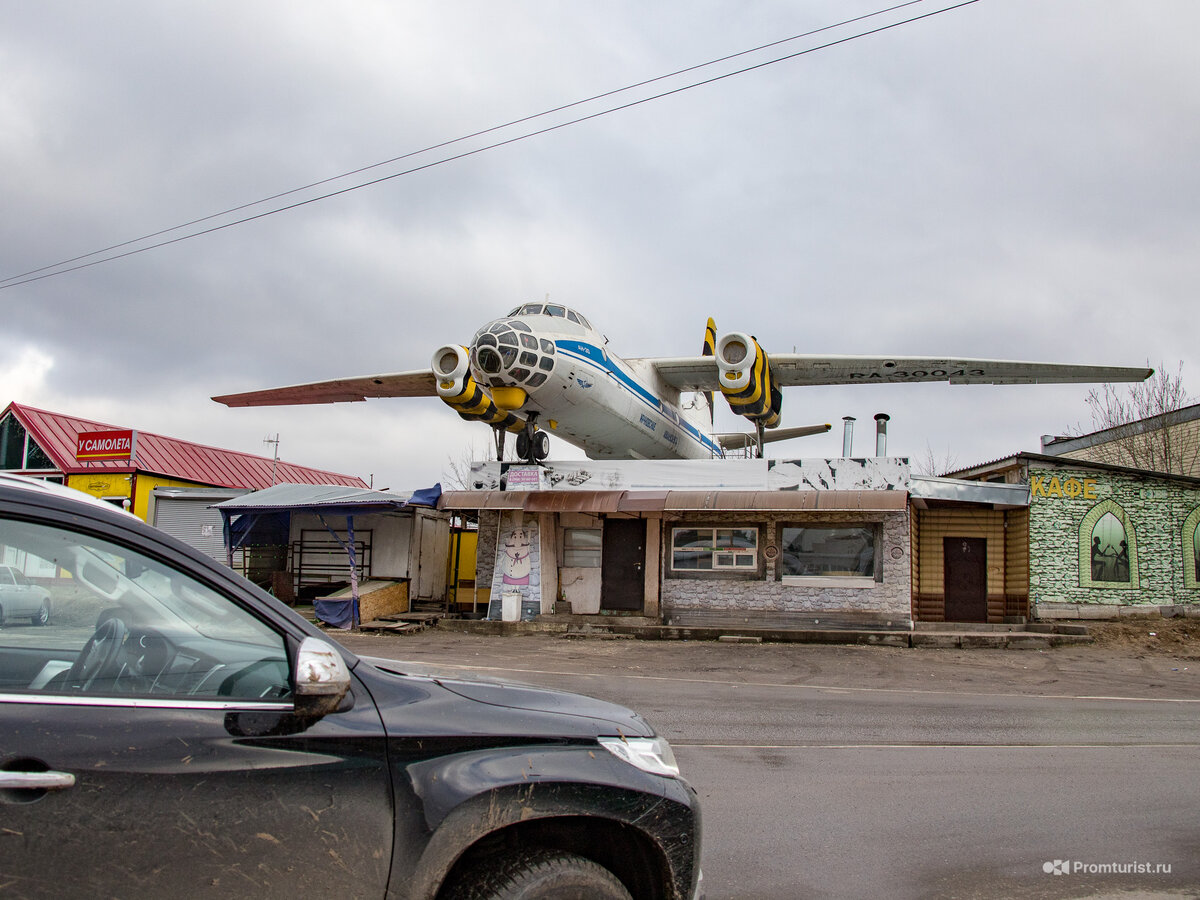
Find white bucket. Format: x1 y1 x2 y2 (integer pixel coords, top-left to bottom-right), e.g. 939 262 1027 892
501 591 522 622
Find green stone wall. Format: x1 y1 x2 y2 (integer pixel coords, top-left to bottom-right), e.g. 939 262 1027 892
1028 464 1200 607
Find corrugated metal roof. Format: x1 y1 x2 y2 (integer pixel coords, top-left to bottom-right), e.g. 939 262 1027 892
213 483 413 513
439 489 908 513
4 402 367 489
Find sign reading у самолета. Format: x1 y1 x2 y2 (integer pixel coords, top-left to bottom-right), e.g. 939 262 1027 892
75 429 137 463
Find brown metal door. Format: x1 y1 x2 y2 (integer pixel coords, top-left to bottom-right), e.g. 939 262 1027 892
601 519 645 612
944 537 988 623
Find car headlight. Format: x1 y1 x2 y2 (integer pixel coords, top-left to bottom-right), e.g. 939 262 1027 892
598 735 680 778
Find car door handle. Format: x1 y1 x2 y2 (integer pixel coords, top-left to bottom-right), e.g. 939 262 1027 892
0 771 76 791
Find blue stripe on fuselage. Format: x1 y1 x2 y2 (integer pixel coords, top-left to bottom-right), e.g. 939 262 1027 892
555 340 721 455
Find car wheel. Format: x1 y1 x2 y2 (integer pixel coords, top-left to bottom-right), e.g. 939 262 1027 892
446 848 632 900
31 601 49 626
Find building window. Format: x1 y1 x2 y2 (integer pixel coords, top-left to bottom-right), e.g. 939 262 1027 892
1078 500 1139 590
777 526 877 581
670 527 758 572
1183 507 1200 590
0 414 55 471
563 528 602 567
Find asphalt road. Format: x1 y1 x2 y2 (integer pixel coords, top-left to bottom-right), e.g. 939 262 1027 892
336 630 1200 900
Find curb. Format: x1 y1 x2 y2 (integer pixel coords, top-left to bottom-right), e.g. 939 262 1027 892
433 618 1093 649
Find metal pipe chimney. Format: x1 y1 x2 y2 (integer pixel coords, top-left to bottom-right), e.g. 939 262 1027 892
842 417 856 457
874 413 890 457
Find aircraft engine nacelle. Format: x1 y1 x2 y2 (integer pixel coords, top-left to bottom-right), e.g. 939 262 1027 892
715 332 782 428
431 345 524 432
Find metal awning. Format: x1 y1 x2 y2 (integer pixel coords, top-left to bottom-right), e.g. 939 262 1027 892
438 489 908 513
909 475 1030 509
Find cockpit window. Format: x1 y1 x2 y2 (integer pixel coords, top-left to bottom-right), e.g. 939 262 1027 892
576 313 592 329
468 314 567 391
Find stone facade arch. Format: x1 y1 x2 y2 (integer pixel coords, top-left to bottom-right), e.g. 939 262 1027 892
1183 507 1200 590
1078 499 1139 590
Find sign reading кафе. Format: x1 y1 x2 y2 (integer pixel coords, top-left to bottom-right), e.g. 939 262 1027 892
75 429 136 462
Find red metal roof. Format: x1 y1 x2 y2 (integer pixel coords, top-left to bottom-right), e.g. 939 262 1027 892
4 402 367 490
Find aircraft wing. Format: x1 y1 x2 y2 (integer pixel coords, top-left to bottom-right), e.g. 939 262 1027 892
716 423 832 451
649 355 1153 391
213 369 438 407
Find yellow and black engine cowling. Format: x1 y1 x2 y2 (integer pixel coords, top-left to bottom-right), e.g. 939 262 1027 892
715 331 782 428
431 345 525 433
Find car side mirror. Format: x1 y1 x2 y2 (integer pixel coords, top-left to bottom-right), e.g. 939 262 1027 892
292 636 353 718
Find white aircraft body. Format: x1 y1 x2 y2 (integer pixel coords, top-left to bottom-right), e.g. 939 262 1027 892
213 302 1152 463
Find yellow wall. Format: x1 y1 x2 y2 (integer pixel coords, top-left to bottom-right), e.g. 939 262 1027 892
447 530 479 609
67 472 132 507
66 472 215 522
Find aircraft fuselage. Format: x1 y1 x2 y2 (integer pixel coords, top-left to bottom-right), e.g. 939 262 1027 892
444 303 720 460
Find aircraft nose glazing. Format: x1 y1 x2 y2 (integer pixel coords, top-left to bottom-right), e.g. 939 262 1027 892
470 319 556 390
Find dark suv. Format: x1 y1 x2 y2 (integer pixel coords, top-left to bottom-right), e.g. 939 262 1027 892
0 474 702 899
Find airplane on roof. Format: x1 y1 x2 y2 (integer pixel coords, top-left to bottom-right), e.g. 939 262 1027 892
213 302 1153 464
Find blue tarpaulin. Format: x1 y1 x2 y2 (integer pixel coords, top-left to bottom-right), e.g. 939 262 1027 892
314 597 358 629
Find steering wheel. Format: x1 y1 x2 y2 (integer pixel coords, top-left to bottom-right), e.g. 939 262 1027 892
70 617 128 691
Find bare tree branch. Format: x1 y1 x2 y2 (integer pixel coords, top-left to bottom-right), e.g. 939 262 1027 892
913 442 960 477
1067 362 1198 475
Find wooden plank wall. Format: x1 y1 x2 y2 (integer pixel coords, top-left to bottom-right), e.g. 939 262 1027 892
911 507 1030 623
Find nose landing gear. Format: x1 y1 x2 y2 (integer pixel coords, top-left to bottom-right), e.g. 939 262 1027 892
515 420 550 463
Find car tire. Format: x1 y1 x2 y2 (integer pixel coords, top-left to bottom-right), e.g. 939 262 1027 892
31 602 49 626
446 848 632 900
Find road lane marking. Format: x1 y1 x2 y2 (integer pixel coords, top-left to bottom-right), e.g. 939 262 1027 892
391 660 1200 705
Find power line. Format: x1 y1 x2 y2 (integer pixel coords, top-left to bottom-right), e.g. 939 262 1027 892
1 0 979 291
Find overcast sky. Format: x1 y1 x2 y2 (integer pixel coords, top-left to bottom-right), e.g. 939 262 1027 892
3 0 1197 490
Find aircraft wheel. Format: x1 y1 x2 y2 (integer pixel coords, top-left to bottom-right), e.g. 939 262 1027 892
532 430 550 461
515 431 531 461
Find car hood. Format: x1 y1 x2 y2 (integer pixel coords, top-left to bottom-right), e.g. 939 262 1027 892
358 655 655 739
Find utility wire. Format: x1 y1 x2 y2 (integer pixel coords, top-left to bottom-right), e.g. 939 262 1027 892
3 0 929 289
1 0 978 290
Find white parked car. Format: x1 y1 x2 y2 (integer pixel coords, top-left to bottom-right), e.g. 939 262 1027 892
0 563 51 626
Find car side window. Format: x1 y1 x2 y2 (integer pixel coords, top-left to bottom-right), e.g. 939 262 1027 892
0 516 290 702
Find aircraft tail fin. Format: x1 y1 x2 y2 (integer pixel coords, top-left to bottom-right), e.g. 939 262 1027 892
702 317 716 423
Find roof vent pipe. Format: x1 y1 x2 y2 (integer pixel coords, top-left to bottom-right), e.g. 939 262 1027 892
842 417 856 457
874 413 890 457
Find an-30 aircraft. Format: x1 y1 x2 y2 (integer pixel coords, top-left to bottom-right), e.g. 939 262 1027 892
213 302 1152 463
